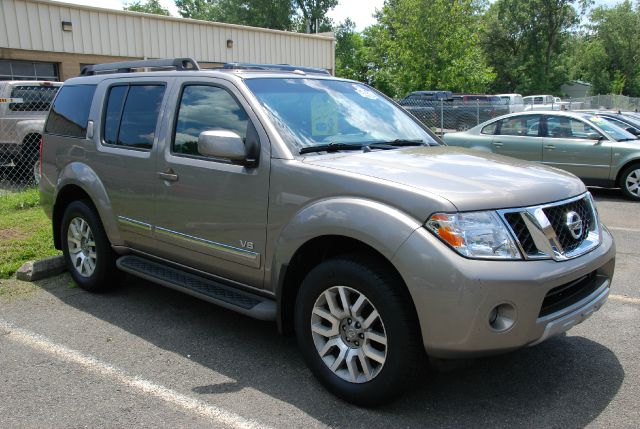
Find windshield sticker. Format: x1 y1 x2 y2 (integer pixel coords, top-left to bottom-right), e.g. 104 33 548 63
311 95 338 136
352 84 378 100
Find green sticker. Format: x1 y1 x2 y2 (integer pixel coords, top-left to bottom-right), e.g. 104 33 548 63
311 95 338 136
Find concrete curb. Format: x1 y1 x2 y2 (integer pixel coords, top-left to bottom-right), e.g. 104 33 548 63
16 255 66 282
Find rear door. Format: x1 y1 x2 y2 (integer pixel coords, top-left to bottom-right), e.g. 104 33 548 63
91 78 171 251
492 114 543 161
541 115 612 180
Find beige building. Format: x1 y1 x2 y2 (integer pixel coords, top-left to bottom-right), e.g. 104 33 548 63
0 0 335 81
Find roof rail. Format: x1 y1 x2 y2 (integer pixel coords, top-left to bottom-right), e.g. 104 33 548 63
80 58 200 76
222 62 330 75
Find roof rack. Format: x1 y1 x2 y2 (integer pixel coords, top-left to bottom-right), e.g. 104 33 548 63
80 58 200 76
222 62 330 75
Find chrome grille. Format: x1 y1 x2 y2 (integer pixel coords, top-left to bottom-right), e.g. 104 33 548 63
542 198 592 254
499 193 600 261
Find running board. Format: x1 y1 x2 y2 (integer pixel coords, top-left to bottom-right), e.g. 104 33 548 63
116 255 276 321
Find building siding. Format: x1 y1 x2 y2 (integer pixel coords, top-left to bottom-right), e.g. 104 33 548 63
1 0 335 76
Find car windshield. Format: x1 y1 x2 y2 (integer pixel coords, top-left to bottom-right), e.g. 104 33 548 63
585 115 638 141
244 78 438 152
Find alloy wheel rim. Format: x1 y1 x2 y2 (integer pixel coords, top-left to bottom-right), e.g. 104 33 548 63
67 217 97 277
310 285 387 383
626 169 640 197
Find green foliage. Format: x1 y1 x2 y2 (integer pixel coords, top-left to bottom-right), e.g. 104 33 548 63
175 0 337 32
481 0 588 94
334 19 369 81
365 0 494 97
175 0 295 30
571 0 640 97
293 0 338 33
124 0 171 15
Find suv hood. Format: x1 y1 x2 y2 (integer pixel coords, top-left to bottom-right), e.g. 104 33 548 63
303 147 586 211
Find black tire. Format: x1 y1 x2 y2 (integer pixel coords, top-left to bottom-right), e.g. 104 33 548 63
294 256 422 406
619 163 640 201
61 200 122 292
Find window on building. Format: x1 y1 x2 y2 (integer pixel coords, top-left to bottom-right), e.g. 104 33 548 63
0 60 59 81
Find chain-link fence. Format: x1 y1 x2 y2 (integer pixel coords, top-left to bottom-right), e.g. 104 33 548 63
398 93 640 136
0 81 60 193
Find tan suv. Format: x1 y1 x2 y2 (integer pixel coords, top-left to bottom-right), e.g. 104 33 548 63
41 59 615 405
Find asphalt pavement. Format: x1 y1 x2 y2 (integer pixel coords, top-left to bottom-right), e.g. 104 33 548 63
0 187 638 428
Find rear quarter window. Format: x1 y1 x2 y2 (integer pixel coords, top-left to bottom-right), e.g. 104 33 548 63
45 85 96 138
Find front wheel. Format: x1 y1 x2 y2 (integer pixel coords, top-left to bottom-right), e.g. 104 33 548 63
294 257 422 406
61 200 121 292
620 164 640 201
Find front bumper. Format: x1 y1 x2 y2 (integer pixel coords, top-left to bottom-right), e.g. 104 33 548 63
392 225 615 359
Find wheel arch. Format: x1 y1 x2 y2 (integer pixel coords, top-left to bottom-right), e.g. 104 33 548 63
52 163 122 249
271 197 423 336
615 158 640 187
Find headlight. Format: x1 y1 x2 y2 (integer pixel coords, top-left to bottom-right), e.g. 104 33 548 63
426 211 521 259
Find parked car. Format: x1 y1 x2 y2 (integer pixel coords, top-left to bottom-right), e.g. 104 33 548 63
444 111 640 200
496 93 525 113
522 95 561 111
588 112 640 136
42 59 615 405
399 92 508 130
0 80 61 183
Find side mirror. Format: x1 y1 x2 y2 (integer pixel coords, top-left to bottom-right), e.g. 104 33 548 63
586 132 603 141
198 130 246 162
626 127 639 136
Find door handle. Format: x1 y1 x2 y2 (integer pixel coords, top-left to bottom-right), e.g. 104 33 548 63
492 141 503 147
157 169 178 182
545 144 556 150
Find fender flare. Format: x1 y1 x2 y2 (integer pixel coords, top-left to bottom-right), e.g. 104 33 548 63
54 162 123 246
270 197 423 294
15 119 45 143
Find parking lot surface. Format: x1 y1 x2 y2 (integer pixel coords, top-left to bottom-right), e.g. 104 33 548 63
0 188 638 428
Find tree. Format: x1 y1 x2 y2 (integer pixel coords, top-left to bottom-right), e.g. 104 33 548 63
582 1 640 96
294 0 338 33
366 0 495 97
175 0 295 30
124 0 171 15
334 19 369 81
481 0 589 94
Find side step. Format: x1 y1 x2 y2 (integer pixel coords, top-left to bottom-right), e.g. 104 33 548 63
116 255 276 321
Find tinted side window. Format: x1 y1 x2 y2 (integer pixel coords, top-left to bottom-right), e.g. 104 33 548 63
103 85 128 145
173 85 249 157
117 85 165 149
498 115 541 137
45 85 96 138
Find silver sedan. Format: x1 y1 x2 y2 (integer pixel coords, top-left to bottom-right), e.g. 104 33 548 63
443 111 640 200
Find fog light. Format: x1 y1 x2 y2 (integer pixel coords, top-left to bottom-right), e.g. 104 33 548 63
488 303 516 332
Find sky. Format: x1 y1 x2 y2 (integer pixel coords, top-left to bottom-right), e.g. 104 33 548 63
57 0 625 32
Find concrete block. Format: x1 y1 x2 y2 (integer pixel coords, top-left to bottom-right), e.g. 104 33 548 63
16 255 66 282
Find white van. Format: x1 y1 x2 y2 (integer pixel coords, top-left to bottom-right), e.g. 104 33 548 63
496 93 524 113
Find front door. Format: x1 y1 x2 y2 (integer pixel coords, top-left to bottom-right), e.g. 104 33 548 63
542 115 612 181
151 78 270 288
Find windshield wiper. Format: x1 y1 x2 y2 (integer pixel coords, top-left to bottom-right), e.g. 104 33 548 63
299 142 364 154
384 139 428 146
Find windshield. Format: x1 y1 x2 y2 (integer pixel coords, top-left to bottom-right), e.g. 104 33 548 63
244 78 439 152
585 114 637 141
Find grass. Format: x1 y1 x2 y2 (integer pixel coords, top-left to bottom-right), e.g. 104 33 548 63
0 188 60 279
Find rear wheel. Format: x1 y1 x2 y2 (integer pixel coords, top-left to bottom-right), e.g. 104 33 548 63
619 164 640 201
294 256 422 406
61 200 121 292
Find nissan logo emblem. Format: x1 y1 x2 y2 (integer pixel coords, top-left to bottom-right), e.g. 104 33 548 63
565 211 583 240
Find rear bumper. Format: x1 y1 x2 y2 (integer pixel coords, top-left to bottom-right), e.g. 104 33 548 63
392 225 615 358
